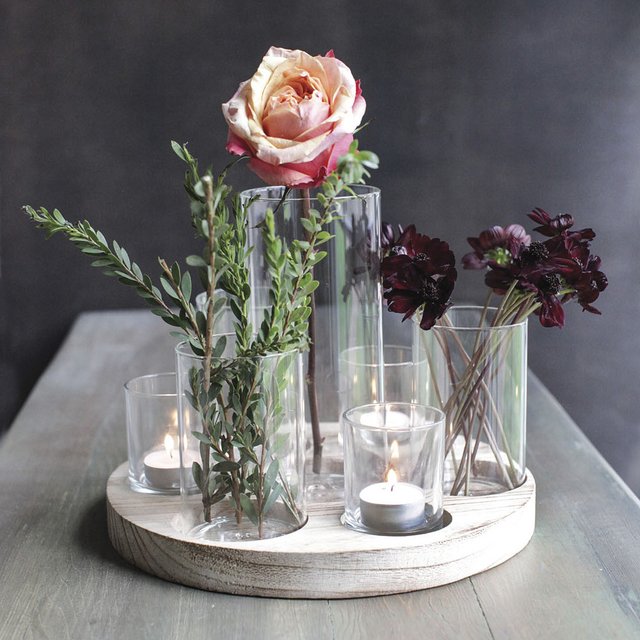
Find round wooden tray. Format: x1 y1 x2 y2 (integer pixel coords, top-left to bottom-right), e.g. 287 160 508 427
106 462 535 598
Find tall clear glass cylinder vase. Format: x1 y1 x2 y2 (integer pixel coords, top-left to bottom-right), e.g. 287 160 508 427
175 341 306 541
241 186 382 503
412 306 527 496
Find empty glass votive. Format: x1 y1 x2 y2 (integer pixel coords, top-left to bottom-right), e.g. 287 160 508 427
124 372 198 494
342 402 445 535
338 345 428 420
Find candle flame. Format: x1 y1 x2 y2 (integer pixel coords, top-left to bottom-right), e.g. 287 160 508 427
386 467 398 486
164 434 175 458
170 408 178 426
371 377 378 402
390 440 399 460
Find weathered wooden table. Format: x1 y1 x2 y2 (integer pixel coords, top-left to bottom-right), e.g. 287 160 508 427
1 310 639 639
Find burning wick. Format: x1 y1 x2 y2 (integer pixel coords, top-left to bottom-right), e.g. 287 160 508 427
386 467 398 492
164 434 175 459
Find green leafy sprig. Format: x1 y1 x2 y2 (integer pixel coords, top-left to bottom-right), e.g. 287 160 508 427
23 206 205 349
24 139 379 536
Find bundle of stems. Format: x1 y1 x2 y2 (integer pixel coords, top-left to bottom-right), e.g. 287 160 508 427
422 284 556 496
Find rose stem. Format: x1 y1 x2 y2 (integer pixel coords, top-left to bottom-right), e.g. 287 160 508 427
301 188 323 473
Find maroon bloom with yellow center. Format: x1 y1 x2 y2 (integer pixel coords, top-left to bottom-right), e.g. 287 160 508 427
462 224 531 269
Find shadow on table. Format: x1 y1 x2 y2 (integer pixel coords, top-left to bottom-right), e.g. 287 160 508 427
75 496 134 570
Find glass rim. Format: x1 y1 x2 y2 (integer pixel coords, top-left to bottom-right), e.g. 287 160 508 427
175 340 301 362
124 372 177 397
339 344 423 368
432 305 528 331
343 402 445 433
238 184 380 203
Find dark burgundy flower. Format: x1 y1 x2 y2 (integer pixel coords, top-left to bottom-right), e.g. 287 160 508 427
381 227 457 330
564 252 608 314
483 210 607 327
528 208 575 237
381 222 402 252
485 259 566 328
462 224 530 269
483 232 571 328
388 224 442 260
384 266 456 330
385 209 607 331
538 295 566 328
528 207 595 245
544 220 607 315
391 224 418 255
519 241 550 266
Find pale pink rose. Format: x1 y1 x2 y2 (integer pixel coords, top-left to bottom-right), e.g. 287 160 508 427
222 47 366 187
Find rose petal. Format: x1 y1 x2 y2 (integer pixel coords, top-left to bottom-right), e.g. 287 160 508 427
263 90 331 140
226 130 252 156
245 133 353 187
248 157 318 187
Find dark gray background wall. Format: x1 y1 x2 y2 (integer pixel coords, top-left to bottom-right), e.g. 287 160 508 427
2 1 638 491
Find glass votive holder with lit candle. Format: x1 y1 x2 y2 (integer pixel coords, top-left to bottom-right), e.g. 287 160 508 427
341 402 445 535
124 372 198 495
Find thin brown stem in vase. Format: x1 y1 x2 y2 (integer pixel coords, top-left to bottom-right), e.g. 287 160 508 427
301 188 323 473
437 318 518 495
257 418 267 539
200 175 217 522
200 177 242 525
465 327 520 488
454 337 517 491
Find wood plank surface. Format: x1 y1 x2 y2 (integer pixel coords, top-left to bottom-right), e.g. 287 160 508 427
0 310 638 639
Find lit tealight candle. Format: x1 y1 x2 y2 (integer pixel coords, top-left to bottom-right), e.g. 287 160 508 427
359 409 410 428
144 434 188 490
359 468 425 533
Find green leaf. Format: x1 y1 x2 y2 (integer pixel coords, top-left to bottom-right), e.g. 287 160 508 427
302 280 319 295
186 254 207 268
360 151 380 168
300 217 315 234
212 335 227 358
160 276 180 301
239 494 259 525
171 140 187 161
192 461 203 491
80 247 103 255
190 431 211 445
264 458 279 492
207 473 220 496
263 483 283 516
120 247 131 268
181 271 192 302
91 258 113 267
212 460 241 473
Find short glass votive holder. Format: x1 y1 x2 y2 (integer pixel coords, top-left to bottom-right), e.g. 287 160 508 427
342 402 445 535
124 372 198 495
339 345 428 419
